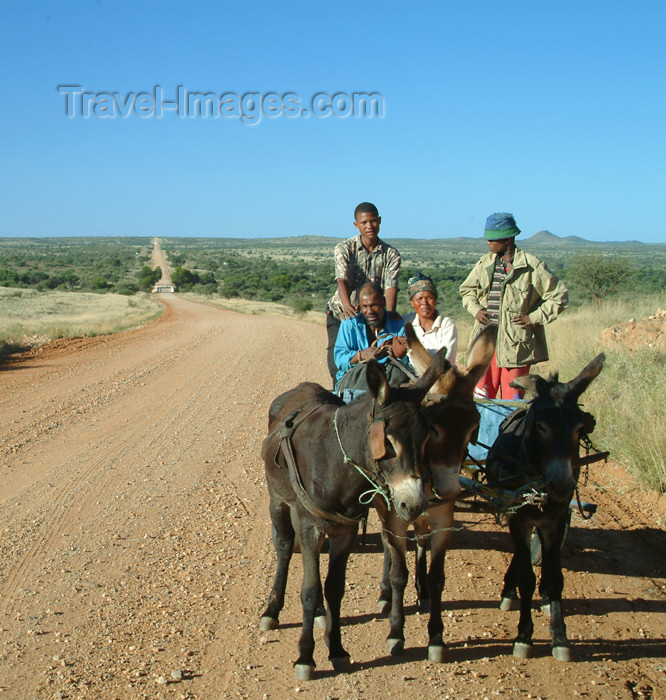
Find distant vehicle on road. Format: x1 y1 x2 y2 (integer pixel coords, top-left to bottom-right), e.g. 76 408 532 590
152 284 176 293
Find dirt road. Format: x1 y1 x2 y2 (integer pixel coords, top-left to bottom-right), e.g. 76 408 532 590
0 294 664 700
150 238 172 285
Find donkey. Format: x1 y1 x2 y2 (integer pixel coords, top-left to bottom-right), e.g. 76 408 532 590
375 323 497 662
487 353 604 661
260 351 448 681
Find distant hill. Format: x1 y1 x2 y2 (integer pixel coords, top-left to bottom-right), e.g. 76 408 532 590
520 231 650 247
521 230 593 245
523 230 605 246
524 230 561 243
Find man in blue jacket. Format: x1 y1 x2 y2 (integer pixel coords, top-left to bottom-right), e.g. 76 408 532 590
334 282 410 393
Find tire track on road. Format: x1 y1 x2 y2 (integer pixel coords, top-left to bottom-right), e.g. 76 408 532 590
0 409 157 621
0 305 235 621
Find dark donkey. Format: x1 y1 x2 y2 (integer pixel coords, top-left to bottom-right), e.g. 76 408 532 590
375 323 496 662
260 352 448 681
487 353 604 661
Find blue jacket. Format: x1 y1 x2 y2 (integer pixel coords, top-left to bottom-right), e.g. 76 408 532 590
334 313 408 389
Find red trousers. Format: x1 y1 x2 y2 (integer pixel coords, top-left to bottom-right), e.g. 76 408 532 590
475 352 530 400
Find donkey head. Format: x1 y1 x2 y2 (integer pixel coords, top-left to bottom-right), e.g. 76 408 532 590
511 353 605 502
405 323 497 500
363 349 449 521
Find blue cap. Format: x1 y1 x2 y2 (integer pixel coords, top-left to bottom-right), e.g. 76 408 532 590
484 212 521 240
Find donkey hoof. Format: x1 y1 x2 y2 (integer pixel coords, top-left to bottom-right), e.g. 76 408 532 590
294 663 315 681
314 614 327 630
387 638 404 656
500 597 519 612
513 642 533 659
540 602 551 616
377 599 391 615
330 655 351 672
427 644 446 663
259 616 278 631
552 645 571 662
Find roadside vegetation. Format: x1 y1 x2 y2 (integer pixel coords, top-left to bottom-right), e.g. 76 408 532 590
533 295 666 494
0 287 162 358
0 237 155 294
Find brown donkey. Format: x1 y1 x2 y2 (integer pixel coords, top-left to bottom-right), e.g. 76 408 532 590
260 352 448 680
375 323 497 662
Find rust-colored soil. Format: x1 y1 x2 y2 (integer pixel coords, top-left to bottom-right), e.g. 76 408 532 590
1 294 664 700
598 309 666 353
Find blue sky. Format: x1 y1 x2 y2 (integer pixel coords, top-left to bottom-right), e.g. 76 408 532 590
1 1 664 243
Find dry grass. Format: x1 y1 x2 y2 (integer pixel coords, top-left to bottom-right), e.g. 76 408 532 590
526 295 665 493
0 288 163 354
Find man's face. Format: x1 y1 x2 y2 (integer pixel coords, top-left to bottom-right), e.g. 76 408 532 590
360 291 386 328
354 211 381 244
411 291 437 321
487 237 512 255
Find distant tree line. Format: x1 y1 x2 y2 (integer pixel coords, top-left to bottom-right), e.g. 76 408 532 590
161 245 664 319
0 238 154 295
163 249 336 305
1 237 663 315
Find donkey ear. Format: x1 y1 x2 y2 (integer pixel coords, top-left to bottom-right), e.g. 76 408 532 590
411 346 450 401
404 322 433 377
369 421 387 460
510 374 543 397
429 365 457 396
366 359 391 406
563 353 605 401
465 323 497 386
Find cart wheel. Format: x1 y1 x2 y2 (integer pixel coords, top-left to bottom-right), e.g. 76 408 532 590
529 510 571 566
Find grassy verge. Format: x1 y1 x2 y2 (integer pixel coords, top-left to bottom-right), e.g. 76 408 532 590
533 294 666 493
0 287 163 359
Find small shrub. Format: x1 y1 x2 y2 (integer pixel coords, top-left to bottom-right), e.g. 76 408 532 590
291 297 313 315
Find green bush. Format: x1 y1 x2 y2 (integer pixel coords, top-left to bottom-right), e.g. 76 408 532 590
114 283 140 295
91 276 109 290
291 297 313 315
138 265 161 291
171 266 199 291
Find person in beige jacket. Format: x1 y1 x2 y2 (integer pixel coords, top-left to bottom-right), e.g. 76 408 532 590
459 213 568 399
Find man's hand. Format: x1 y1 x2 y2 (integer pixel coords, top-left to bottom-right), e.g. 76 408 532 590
476 309 490 325
512 314 532 328
356 345 386 363
388 336 408 359
341 301 358 319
